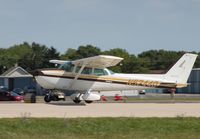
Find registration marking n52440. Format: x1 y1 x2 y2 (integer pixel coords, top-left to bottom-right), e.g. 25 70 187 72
127 79 160 87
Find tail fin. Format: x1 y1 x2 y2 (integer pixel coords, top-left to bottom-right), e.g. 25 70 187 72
164 53 198 84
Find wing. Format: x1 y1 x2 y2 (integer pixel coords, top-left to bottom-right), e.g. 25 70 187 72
72 55 123 68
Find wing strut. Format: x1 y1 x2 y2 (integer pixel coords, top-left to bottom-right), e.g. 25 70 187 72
68 62 87 89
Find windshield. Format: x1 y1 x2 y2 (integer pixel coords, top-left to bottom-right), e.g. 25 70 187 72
107 69 115 75
59 62 74 72
10 92 19 97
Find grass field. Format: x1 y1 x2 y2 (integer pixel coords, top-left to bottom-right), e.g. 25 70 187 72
0 117 200 139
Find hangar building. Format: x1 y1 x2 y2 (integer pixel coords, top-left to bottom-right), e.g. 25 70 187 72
177 68 200 94
0 66 34 91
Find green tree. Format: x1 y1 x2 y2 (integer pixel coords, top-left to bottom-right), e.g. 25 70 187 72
43 47 60 68
76 45 101 59
60 48 77 60
138 50 184 70
122 55 150 73
0 42 32 73
18 42 49 71
60 45 101 60
1 42 200 75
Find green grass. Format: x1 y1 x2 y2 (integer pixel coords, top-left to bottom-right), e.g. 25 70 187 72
0 118 200 139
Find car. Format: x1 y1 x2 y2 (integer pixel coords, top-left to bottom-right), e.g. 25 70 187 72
12 88 24 95
0 89 24 101
44 90 65 103
139 90 146 95
10 91 24 101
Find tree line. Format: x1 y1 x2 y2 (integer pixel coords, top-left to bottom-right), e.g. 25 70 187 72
0 42 200 74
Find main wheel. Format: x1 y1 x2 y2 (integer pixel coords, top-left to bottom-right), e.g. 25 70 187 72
44 94 51 103
73 100 81 103
85 100 93 104
24 93 36 103
73 97 81 103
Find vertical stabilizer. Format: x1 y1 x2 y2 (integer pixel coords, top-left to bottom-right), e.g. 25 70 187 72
164 53 197 84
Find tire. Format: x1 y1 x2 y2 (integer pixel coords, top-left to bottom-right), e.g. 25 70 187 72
30 93 36 103
85 100 93 104
73 99 81 103
24 93 36 103
44 94 51 103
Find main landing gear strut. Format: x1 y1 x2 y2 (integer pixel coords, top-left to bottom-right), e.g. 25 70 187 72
73 93 82 104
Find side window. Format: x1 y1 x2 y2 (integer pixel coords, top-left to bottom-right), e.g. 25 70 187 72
94 68 108 76
82 67 92 75
75 66 92 75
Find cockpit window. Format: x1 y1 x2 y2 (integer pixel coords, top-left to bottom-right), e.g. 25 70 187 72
75 66 92 75
94 68 108 76
108 69 115 75
75 66 81 73
59 62 74 72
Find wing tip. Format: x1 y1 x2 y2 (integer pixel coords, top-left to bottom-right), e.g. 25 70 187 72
99 55 124 60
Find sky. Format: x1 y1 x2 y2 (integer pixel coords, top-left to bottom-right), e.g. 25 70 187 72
0 0 200 54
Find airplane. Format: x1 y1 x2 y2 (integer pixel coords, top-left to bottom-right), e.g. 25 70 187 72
32 53 197 103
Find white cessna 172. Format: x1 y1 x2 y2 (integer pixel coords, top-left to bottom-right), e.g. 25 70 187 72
33 53 197 103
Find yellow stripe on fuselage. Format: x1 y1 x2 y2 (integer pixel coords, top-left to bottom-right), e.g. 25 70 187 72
41 70 187 88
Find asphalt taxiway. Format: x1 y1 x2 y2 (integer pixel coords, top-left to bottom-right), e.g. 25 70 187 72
1 102 200 118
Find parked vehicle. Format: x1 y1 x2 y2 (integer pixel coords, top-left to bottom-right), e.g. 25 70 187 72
139 90 146 95
0 89 24 101
10 91 24 101
44 90 65 103
12 88 24 95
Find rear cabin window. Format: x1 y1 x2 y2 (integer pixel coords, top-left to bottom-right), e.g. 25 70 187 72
94 68 108 76
82 67 92 75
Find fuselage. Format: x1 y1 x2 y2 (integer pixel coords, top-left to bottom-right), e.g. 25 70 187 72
34 67 184 92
